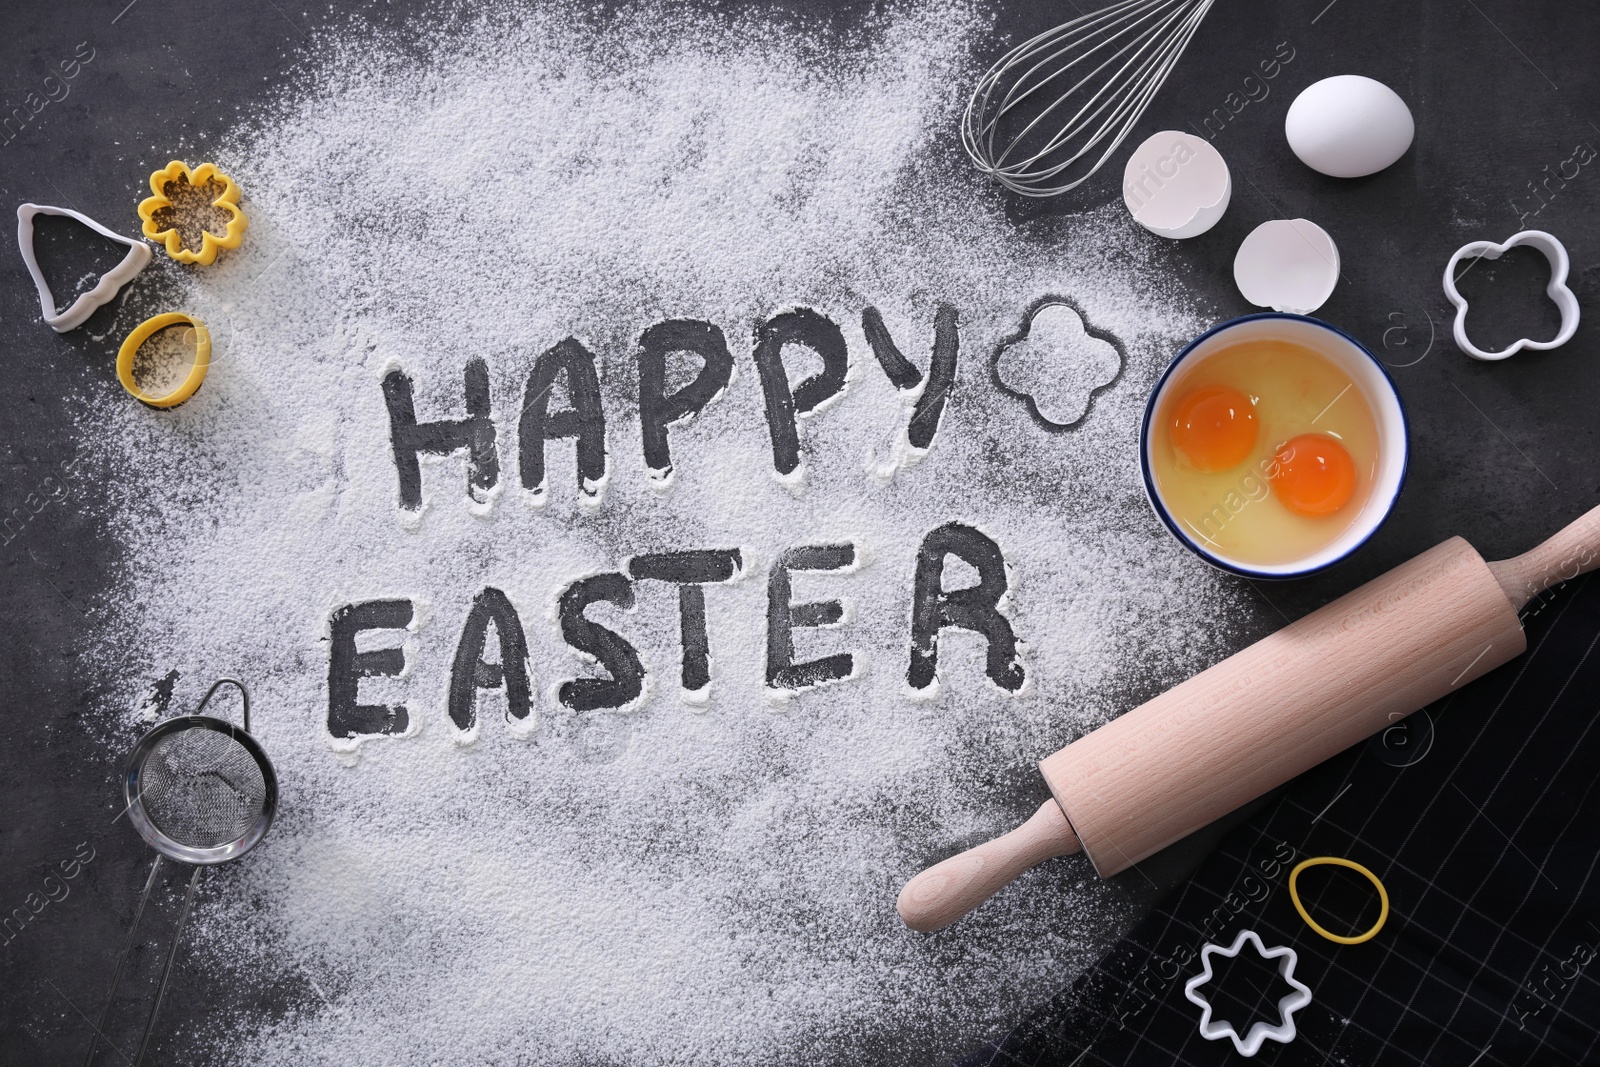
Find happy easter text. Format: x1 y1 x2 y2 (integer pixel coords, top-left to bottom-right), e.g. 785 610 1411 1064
327 306 1029 740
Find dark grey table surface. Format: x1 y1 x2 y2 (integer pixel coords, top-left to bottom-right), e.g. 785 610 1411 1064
1 1 1596 1064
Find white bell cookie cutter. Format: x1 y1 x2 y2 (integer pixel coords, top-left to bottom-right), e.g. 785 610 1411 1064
1183 929 1313 1057
1443 229 1579 361
17 203 152 333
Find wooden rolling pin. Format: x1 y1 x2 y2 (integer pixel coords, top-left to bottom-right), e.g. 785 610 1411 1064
898 505 1600 932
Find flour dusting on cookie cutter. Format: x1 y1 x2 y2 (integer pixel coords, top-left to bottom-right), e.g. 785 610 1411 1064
17 203 152 332
138 160 247 266
118 312 211 409
1443 229 1579 361
1184 929 1313 1057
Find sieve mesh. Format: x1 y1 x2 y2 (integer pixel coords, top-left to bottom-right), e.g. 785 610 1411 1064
138 727 268 848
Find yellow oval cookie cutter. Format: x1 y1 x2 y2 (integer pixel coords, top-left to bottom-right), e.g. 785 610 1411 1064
1289 856 1390 945
137 160 247 266
117 312 211 408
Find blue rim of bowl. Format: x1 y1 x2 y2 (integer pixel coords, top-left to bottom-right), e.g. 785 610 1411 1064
1139 312 1410 580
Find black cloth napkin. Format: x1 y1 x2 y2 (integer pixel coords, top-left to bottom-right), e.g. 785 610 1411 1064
961 571 1600 1066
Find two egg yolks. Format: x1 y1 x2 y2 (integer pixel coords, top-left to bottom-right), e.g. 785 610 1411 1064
1170 385 1356 517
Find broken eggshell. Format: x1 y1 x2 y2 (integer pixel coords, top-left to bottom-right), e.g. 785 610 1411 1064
1233 219 1340 315
1122 131 1231 239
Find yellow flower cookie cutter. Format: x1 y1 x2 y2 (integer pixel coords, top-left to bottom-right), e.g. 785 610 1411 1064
137 160 247 265
1289 856 1390 945
117 312 211 408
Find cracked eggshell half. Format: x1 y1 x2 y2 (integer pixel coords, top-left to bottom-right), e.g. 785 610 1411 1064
1285 75 1414 178
1233 219 1340 315
1122 131 1231 239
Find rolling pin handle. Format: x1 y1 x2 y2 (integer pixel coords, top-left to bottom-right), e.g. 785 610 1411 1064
1488 502 1600 611
897 800 1081 932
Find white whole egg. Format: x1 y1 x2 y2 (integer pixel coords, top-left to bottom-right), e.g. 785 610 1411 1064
1284 75 1414 178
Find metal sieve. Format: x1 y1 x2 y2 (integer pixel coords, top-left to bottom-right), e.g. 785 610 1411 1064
125 710 274 863
86 678 278 1067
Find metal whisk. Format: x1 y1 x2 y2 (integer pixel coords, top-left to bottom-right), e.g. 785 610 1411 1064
86 678 278 1067
962 0 1218 197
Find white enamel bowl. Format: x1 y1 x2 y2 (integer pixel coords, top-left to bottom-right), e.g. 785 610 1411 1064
1140 313 1408 579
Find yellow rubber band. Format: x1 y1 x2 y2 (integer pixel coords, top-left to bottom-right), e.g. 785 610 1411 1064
1289 856 1389 945
117 312 210 409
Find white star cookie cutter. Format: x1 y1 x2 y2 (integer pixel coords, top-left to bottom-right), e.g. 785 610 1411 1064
17 202 152 333
1183 929 1313 1057
1443 229 1579 361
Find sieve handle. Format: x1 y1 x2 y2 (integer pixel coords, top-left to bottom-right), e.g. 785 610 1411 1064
85 855 164 1067
134 865 203 1067
83 859 206 1067
195 677 252 733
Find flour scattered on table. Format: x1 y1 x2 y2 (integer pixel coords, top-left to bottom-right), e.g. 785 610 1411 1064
76 3 1249 1064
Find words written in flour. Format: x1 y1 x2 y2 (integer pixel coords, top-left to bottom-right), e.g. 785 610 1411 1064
327 303 1033 742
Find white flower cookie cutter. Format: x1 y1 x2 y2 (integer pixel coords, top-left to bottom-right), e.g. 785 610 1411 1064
17 203 152 332
1443 229 1579 361
1183 929 1313 1057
